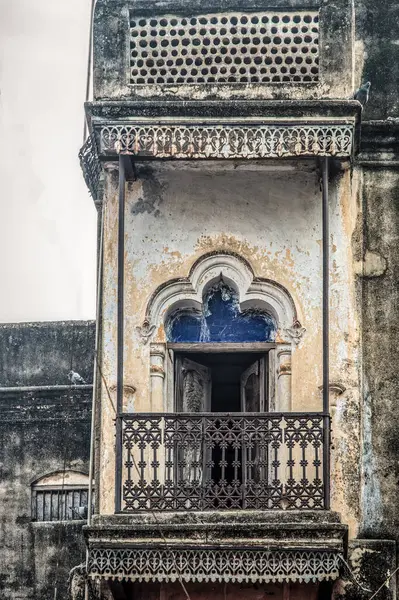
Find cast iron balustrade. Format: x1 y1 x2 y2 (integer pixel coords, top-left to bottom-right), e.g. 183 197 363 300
116 412 330 512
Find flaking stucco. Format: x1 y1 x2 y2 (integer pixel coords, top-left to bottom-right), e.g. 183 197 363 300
98 161 362 532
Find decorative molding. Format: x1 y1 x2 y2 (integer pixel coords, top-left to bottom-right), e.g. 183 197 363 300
285 319 307 345
79 121 355 197
150 343 166 358
136 319 157 345
318 382 346 396
278 362 292 377
87 547 341 584
100 123 354 160
144 253 297 341
109 384 137 395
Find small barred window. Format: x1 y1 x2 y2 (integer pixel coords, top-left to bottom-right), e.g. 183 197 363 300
31 471 91 522
130 11 319 85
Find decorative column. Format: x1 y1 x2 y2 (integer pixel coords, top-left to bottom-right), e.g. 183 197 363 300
277 346 292 412
150 344 166 412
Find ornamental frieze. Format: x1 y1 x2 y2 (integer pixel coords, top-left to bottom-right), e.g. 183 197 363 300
100 123 354 159
87 547 341 584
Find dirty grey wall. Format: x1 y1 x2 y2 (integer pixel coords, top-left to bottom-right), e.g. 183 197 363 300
360 169 399 539
355 0 399 119
0 322 94 600
355 0 399 541
0 321 95 387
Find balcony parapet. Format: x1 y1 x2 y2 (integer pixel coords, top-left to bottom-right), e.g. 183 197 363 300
84 510 347 584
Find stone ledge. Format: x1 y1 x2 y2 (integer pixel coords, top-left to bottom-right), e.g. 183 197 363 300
90 509 343 526
86 99 361 121
85 511 347 553
358 120 399 165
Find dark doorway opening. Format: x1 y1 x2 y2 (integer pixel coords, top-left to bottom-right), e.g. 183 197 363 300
174 350 269 504
175 351 268 413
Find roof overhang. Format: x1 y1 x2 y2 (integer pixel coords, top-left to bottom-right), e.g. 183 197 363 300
80 100 361 201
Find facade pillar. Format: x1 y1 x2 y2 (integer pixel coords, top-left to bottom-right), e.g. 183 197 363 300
150 344 166 412
277 346 292 412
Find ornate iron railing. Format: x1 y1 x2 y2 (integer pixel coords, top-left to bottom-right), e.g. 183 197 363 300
116 412 330 512
79 135 101 201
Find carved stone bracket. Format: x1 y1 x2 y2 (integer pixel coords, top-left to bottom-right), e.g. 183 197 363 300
136 319 157 345
87 547 341 584
285 319 307 345
99 122 354 160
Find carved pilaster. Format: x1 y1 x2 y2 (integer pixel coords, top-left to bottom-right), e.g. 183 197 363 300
277 347 292 412
150 344 166 411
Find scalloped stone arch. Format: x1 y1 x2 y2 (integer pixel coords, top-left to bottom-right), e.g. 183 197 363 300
142 253 299 344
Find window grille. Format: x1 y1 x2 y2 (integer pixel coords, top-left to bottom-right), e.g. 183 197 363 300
130 11 319 85
32 487 89 522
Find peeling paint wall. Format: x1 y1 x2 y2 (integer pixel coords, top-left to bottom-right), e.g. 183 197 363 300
98 160 362 533
359 169 399 540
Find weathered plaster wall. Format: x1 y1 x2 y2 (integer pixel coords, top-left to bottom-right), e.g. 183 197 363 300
0 322 94 600
359 168 399 540
99 160 361 532
0 321 95 387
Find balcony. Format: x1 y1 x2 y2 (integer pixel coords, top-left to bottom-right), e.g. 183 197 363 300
116 412 329 513
86 414 347 584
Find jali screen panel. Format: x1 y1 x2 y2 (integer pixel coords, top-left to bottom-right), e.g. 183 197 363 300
130 11 320 85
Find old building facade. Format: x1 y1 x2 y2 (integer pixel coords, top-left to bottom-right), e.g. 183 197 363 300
1 0 399 599
78 0 399 599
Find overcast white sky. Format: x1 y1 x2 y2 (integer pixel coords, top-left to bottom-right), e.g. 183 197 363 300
0 0 97 323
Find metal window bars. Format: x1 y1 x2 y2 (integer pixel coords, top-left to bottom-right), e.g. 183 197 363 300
32 487 91 522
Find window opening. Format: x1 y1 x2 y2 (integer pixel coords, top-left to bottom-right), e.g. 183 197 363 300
167 279 276 343
31 471 91 522
33 488 89 522
175 352 267 412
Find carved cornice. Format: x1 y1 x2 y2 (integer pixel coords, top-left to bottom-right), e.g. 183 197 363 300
87 546 341 584
99 122 354 160
357 120 399 168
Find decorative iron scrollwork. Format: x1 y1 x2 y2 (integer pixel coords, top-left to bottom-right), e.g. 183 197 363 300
79 136 101 201
119 412 327 512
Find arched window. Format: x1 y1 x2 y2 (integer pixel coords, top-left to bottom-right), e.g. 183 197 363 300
166 279 277 343
31 471 91 522
145 253 297 415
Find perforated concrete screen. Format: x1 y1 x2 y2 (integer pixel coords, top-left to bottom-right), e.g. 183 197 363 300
129 11 320 85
